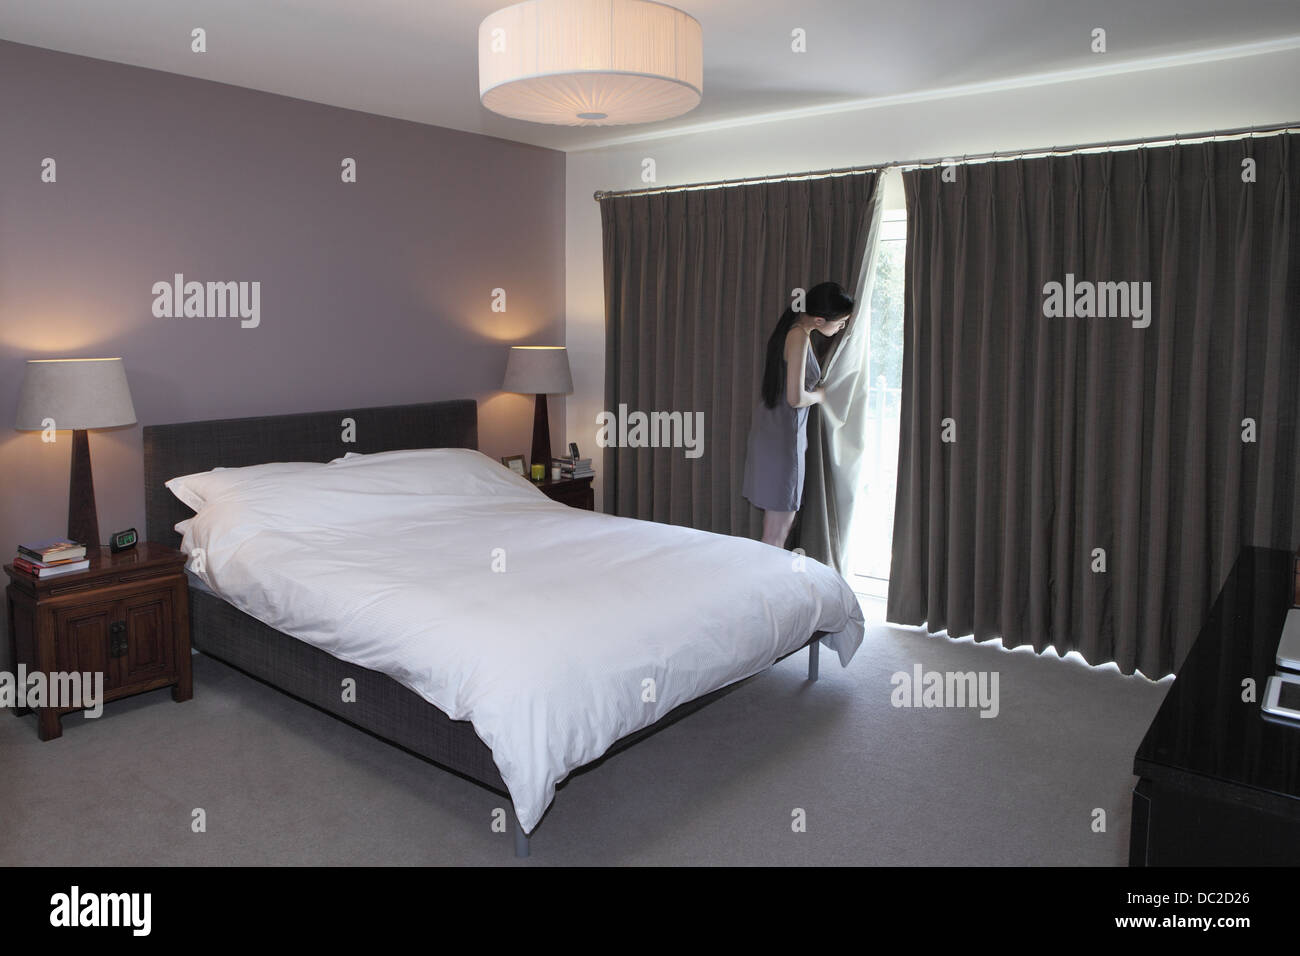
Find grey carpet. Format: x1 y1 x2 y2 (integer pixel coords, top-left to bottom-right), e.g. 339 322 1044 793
0 599 1168 865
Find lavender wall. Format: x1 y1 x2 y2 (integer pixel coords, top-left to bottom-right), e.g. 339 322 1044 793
0 40 566 663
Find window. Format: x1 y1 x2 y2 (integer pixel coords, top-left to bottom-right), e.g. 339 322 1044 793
849 210 905 597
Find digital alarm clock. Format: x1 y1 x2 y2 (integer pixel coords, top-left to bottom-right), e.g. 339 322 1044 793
109 527 138 554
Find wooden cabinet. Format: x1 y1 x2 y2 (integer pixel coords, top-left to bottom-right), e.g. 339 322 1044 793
1130 548 1300 865
5 544 191 740
535 475 595 511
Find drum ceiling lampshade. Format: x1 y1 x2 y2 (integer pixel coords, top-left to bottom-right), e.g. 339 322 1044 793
478 0 703 126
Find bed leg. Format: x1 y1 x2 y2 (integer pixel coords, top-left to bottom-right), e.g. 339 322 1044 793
512 811 531 859
807 638 820 682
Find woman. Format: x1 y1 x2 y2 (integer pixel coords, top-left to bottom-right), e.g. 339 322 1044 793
742 281 854 547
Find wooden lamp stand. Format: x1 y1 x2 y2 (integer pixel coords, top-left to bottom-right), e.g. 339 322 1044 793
530 394 552 472
67 428 101 547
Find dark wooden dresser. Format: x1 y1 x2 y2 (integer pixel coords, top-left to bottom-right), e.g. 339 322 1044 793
5 543 192 740
1130 547 1300 865
535 475 595 510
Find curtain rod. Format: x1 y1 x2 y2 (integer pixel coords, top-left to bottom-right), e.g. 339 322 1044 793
591 120 1299 201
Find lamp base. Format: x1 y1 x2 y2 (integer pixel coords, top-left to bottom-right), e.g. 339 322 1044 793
68 429 101 548
530 393 551 472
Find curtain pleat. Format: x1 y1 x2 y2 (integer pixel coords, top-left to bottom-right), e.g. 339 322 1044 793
888 133 1299 676
601 173 879 541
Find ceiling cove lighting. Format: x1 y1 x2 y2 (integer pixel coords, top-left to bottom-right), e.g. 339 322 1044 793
478 0 703 126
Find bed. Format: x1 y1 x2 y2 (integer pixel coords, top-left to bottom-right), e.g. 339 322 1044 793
143 399 864 857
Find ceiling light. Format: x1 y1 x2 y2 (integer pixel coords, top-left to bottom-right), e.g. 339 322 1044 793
478 0 703 126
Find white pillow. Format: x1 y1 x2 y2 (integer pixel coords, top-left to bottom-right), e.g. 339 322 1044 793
324 447 541 497
165 461 324 512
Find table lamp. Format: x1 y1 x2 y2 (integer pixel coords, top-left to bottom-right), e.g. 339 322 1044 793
14 358 137 548
502 346 572 470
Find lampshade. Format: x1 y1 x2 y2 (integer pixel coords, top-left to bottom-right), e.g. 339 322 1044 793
503 346 573 395
14 358 137 431
478 0 703 126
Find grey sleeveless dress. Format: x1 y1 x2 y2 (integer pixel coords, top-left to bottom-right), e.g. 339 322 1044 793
741 341 821 511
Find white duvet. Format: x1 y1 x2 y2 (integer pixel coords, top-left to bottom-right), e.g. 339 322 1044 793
173 448 864 832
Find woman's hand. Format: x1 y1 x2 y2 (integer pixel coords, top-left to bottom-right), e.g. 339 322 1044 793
791 386 825 408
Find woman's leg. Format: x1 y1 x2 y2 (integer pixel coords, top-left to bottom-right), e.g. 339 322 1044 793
761 509 797 548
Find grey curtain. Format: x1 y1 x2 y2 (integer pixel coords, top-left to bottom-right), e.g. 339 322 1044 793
795 187 884 571
601 173 880 543
888 133 1299 676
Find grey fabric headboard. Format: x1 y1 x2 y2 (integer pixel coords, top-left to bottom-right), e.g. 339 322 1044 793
143 399 478 549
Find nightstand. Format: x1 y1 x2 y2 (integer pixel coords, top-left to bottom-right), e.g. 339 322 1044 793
5 543 192 740
535 475 595 510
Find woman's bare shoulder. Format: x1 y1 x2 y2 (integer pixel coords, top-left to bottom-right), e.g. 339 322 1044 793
784 324 809 352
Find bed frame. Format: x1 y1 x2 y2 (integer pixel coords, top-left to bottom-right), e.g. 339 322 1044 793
143 399 822 858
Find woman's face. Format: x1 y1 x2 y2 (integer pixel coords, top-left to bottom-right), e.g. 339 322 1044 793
813 314 850 337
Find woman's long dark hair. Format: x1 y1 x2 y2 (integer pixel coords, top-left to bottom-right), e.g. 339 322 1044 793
760 281 855 409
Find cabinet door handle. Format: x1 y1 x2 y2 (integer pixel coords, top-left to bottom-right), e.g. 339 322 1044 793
109 621 128 658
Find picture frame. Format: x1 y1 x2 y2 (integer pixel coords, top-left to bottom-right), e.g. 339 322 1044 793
501 454 527 476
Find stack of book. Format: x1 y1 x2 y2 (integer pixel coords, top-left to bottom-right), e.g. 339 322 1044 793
13 538 90 578
553 456 594 479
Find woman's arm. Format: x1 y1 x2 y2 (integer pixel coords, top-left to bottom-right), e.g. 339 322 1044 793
784 328 824 408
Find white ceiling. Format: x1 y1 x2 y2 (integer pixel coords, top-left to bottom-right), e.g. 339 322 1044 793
2 0 1298 152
